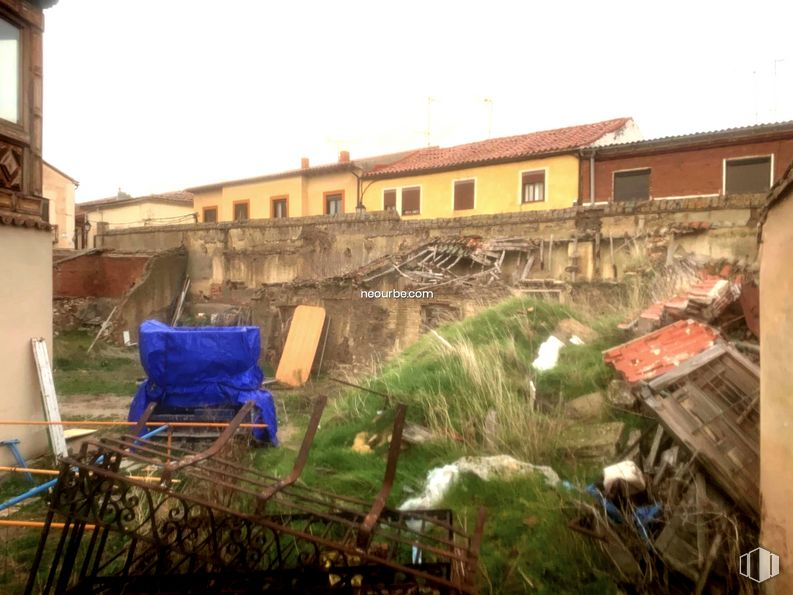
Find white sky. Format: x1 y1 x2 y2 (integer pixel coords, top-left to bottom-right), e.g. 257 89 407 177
41 0 793 202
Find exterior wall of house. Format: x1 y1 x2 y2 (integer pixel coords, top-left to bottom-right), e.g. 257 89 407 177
759 194 793 595
191 171 361 222
0 226 51 465
43 164 76 249
304 171 358 216
0 0 51 465
82 200 196 247
582 138 793 202
361 154 580 218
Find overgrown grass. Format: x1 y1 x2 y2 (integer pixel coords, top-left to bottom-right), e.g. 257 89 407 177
52 330 142 396
332 297 621 462
252 296 632 593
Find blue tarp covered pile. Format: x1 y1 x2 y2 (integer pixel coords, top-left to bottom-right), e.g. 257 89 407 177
128 320 278 445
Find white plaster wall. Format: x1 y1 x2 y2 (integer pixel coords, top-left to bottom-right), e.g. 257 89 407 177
0 227 52 465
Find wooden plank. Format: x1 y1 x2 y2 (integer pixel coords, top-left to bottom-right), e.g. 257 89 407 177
31 338 68 460
645 425 664 471
275 305 327 387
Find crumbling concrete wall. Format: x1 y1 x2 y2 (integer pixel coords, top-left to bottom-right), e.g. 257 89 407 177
97 195 766 297
110 247 188 343
53 250 150 298
251 272 510 372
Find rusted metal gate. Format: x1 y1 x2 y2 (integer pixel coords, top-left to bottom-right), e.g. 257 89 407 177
26 397 485 594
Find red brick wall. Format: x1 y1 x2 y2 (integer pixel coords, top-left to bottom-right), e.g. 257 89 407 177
581 138 793 202
54 253 149 298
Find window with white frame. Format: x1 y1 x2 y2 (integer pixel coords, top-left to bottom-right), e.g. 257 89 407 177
521 170 545 203
0 17 20 123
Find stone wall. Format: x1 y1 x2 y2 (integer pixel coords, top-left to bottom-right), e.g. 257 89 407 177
97 194 766 297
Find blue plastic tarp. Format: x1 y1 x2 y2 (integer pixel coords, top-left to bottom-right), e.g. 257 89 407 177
128 320 278 445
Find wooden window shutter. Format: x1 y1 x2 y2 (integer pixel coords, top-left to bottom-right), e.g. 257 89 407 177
203 208 217 223
613 169 650 201
725 157 771 194
522 171 545 185
454 180 475 210
401 187 420 215
384 189 397 210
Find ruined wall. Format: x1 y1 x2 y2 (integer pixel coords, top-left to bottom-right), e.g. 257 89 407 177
251 279 510 371
759 195 793 595
110 247 188 343
53 251 150 298
97 194 765 297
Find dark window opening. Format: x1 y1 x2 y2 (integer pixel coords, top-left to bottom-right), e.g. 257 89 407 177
203 207 218 223
521 171 545 203
325 193 343 215
401 187 420 215
725 156 772 194
272 198 288 218
613 169 650 201
453 180 475 210
233 202 249 221
383 189 397 211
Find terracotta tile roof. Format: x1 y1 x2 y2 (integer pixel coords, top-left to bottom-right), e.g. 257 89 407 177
603 320 720 384
362 118 631 178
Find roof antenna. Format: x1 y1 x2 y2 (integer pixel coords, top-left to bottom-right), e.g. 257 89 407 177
753 69 759 124
484 98 494 138
425 96 436 147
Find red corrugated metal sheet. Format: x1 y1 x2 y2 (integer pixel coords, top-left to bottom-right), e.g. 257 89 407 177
603 320 720 383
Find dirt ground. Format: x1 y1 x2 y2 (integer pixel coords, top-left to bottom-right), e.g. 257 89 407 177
58 394 131 421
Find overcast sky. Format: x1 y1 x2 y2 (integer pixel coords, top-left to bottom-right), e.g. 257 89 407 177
42 0 793 202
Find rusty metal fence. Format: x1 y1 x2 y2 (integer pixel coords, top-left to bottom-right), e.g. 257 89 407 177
26 397 485 594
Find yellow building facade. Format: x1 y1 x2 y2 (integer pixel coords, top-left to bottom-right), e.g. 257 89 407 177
190 168 360 223
43 161 78 249
187 119 637 223
360 154 581 218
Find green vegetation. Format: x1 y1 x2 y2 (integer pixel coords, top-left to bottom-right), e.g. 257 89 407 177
254 296 630 593
52 330 142 396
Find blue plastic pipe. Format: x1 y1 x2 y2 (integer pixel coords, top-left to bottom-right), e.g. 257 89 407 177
0 424 170 512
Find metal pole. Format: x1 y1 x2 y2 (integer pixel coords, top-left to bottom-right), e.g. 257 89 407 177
0 424 169 512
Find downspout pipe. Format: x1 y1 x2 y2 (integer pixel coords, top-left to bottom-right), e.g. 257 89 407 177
590 148 596 204
0 424 170 512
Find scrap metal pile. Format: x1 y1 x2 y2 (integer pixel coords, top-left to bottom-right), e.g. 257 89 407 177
26 398 485 594
570 318 760 594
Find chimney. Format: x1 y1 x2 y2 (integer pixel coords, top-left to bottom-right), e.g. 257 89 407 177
338 150 350 164
300 157 310 169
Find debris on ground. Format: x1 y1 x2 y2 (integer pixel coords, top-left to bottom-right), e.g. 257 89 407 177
401 455 560 510
557 421 625 460
532 335 566 371
564 390 605 420
351 431 373 453
554 318 597 344
569 317 760 593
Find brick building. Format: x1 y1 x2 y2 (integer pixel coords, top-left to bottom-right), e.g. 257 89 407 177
579 121 793 203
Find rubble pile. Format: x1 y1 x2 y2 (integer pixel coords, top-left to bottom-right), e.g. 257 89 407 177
571 320 760 593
